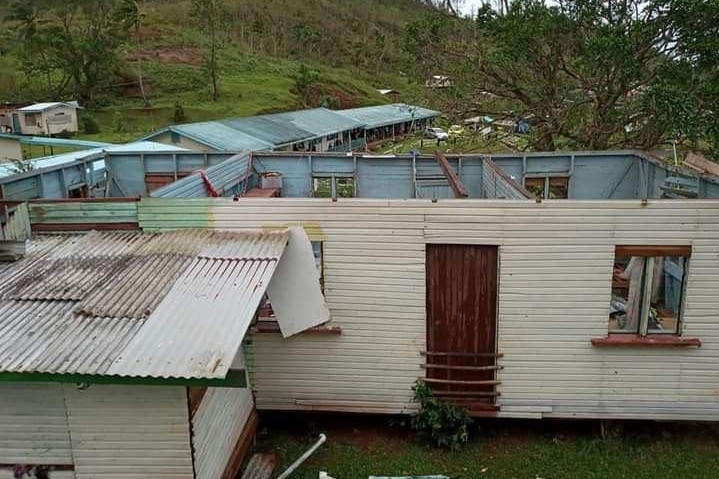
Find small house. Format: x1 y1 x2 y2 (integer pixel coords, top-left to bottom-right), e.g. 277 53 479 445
0 226 327 478
377 88 401 101
0 133 22 163
14 102 82 136
425 75 452 88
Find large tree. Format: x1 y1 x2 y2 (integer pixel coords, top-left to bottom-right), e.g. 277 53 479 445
7 0 133 106
405 0 718 153
191 0 230 102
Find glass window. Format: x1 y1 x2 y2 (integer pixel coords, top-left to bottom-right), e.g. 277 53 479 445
312 176 354 198
524 177 545 198
609 247 689 335
524 176 569 199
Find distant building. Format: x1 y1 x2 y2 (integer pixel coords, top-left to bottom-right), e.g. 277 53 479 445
0 102 30 133
0 133 22 163
14 101 82 136
425 75 452 88
377 88 400 101
143 104 440 153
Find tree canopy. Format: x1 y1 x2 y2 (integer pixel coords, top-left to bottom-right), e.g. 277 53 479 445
404 0 719 153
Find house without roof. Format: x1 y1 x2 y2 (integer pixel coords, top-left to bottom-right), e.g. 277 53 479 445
1 147 719 477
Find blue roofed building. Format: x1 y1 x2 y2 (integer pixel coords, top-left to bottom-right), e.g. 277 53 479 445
142 104 439 153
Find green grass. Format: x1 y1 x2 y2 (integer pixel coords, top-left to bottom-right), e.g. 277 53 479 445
255 417 719 479
75 52 417 144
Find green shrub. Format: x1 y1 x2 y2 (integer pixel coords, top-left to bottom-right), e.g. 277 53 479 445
411 379 472 449
174 102 187 123
82 115 101 134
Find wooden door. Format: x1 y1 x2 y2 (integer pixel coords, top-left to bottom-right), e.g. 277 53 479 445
425 244 499 412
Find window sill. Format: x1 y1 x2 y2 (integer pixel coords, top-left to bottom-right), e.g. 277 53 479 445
591 334 701 347
252 321 342 335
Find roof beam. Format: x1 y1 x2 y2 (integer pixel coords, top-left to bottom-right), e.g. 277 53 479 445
434 152 468 198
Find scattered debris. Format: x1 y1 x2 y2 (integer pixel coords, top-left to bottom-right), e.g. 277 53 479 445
684 151 719 176
276 434 327 479
240 453 277 479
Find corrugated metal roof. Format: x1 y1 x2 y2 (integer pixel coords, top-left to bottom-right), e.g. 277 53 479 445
146 108 365 151
170 123 274 151
0 229 289 380
16 102 81 112
220 108 363 146
335 103 440 129
151 152 252 198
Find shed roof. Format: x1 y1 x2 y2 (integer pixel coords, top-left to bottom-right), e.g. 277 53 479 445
0 229 289 382
16 102 82 112
335 103 440 129
219 107 363 147
145 108 365 151
167 122 274 151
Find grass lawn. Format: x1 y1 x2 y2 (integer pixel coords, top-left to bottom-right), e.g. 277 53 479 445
253 414 719 479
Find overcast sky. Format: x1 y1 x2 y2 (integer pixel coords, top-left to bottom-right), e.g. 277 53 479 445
459 0 488 16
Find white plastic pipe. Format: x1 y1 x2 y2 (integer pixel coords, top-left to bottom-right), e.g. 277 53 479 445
277 433 327 479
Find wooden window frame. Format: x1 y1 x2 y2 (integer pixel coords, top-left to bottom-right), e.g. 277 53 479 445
311 174 355 198
524 175 570 199
595 245 698 347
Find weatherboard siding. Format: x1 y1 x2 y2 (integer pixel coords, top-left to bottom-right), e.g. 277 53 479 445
137 198 719 420
192 387 254 479
0 383 73 465
62 385 194 479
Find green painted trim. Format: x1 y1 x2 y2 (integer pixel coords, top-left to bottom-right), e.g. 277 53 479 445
0 369 247 387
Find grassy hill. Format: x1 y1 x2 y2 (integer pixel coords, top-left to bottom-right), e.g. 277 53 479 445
0 0 437 143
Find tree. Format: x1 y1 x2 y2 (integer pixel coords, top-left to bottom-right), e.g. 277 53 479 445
7 0 133 106
405 0 718 153
294 64 319 106
191 0 230 102
116 0 150 107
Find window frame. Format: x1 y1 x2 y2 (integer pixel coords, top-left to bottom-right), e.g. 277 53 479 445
610 245 691 337
524 175 570 199
311 174 356 198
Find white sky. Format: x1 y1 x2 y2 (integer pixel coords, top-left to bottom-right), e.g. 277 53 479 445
459 0 489 16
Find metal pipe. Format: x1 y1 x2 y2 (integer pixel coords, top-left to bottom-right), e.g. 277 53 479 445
276 433 327 479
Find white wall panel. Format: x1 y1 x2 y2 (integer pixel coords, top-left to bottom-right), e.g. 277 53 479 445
0 383 73 465
139 198 719 420
62 385 193 479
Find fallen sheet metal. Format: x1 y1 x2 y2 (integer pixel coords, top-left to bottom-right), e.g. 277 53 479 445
267 227 330 337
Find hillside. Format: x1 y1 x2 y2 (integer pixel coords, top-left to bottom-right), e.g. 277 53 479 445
0 0 437 143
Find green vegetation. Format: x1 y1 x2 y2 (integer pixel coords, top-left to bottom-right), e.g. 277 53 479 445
0 0 431 143
403 0 719 155
411 380 472 450
259 418 719 479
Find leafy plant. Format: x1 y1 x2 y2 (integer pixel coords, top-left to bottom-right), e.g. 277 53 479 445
82 114 100 134
173 102 187 123
411 379 471 450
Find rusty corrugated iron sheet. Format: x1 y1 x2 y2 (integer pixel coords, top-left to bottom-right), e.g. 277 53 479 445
0 229 289 379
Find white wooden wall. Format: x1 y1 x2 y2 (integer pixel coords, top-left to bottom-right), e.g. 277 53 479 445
192 352 255 479
0 383 73 466
139 198 719 420
0 383 194 479
62 385 194 479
